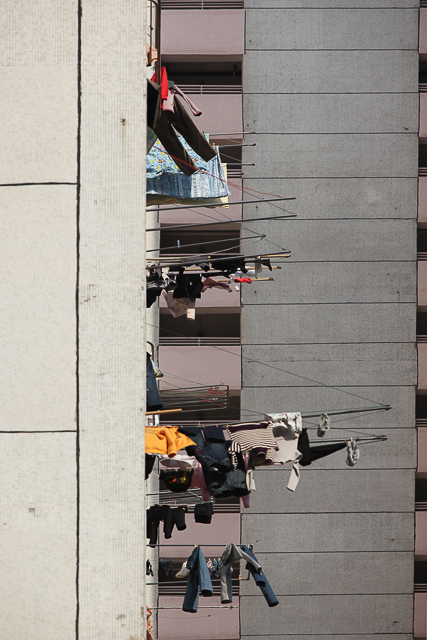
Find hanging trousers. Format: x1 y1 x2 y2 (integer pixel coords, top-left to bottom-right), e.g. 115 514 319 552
153 96 217 176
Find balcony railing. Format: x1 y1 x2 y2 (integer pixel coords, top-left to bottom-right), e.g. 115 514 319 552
162 0 244 8
419 168 427 177
416 502 427 511
418 253 427 261
177 84 242 94
418 336 427 343
417 419 427 427
160 336 240 346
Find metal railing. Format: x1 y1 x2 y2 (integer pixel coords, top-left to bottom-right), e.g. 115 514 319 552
416 502 427 511
418 253 427 261
419 168 427 177
416 419 427 427
177 84 242 94
160 336 240 346
417 335 427 343
162 0 244 8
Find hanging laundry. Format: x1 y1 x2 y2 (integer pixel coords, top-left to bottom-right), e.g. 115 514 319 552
182 546 213 613
202 276 233 293
150 68 217 177
147 139 230 203
297 428 347 466
176 561 190 578
220 543 262 604
160 468 194 493
162 291 196 320
146 559 154 577
173 271 204 299
172 84 203 117
240 546 279 608
165 559 173 578
179 425 232 473
210 258 248 276
317 412 331 438
194 502 214 524
234 277 252 284
158 559 166 582
272 425 302 492
146 352 163 411
145 454 156 480
265 411 302 433
346 438 360 466
159 452 197 469
146 606 154 640
226 421 279 466
190 462 214 502
145 426 196 457
146 504 188 547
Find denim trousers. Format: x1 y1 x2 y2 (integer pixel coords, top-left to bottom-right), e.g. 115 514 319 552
182 546 213 613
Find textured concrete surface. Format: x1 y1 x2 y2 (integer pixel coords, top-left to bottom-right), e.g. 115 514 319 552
78 1 147 638
241 3 418 638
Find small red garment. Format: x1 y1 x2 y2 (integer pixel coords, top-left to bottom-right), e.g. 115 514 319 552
234 277 252 284
151 67 169 101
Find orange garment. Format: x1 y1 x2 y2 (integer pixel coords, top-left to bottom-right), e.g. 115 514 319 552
145 426 196 457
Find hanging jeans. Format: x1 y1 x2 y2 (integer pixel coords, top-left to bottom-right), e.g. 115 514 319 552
241 545 279 607
182 546 213 613
153 96 216 177
220 542 262 604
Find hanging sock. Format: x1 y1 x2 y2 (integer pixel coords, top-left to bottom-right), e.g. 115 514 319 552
176 561 190 578
165 559 173 578
346 438 360 467
146 559 154 577
317 412 331 438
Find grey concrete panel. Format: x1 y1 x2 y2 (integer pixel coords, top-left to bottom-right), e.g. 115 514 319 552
240 386 414 428
0 433 76 639
239 178 418 220
0 0 77 65
241 303 415 344
244 93 419 134
241 343 417 387
252 427 416 469
241 512 414 552
0 66 78 183
245 9 418 50
0 186 77 431
245 469 414 513
243 50 418 94
244 0 418 7
240 594 413 635
242 219 417 262
240 551 414 595
242 263 416 305
243 134 418 179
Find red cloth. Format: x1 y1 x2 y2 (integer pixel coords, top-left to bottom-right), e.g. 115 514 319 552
151 67 169 102
234 277 252 284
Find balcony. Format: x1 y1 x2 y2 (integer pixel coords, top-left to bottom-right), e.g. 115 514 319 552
159 342 241 390
162 9 244 60
415 593 427 640
421 8 427 57
160 287 240 309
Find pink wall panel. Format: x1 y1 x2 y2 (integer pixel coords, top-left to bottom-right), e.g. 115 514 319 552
418 343 427 391
414 593 427 639
158 595 240 640
415 511 427 556
159 512 240 556
159 345 241 390
418 427 427 473
162 10 244 58
419 93 427 139
419 178 427 224
419 261 427 307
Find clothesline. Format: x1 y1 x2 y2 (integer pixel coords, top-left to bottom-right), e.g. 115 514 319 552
148 196 296 212
146 233 266 254
146 214 298 232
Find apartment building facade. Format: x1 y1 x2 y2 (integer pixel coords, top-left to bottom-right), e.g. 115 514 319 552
156 1 424 639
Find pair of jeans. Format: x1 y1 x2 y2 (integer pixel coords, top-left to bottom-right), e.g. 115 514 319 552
179 426 231 473
153 96 216 176
182 546 213 613
241 545 279 607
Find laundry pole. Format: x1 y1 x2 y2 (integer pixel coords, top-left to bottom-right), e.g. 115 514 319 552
78 2 147 638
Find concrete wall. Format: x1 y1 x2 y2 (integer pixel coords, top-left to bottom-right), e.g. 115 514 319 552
241 3 418 639
0 2 78 638
1 2 147 638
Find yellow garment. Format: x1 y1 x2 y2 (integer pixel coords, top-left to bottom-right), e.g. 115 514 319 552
145 426 196 458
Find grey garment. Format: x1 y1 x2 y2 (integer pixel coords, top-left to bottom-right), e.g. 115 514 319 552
220 542 262 604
